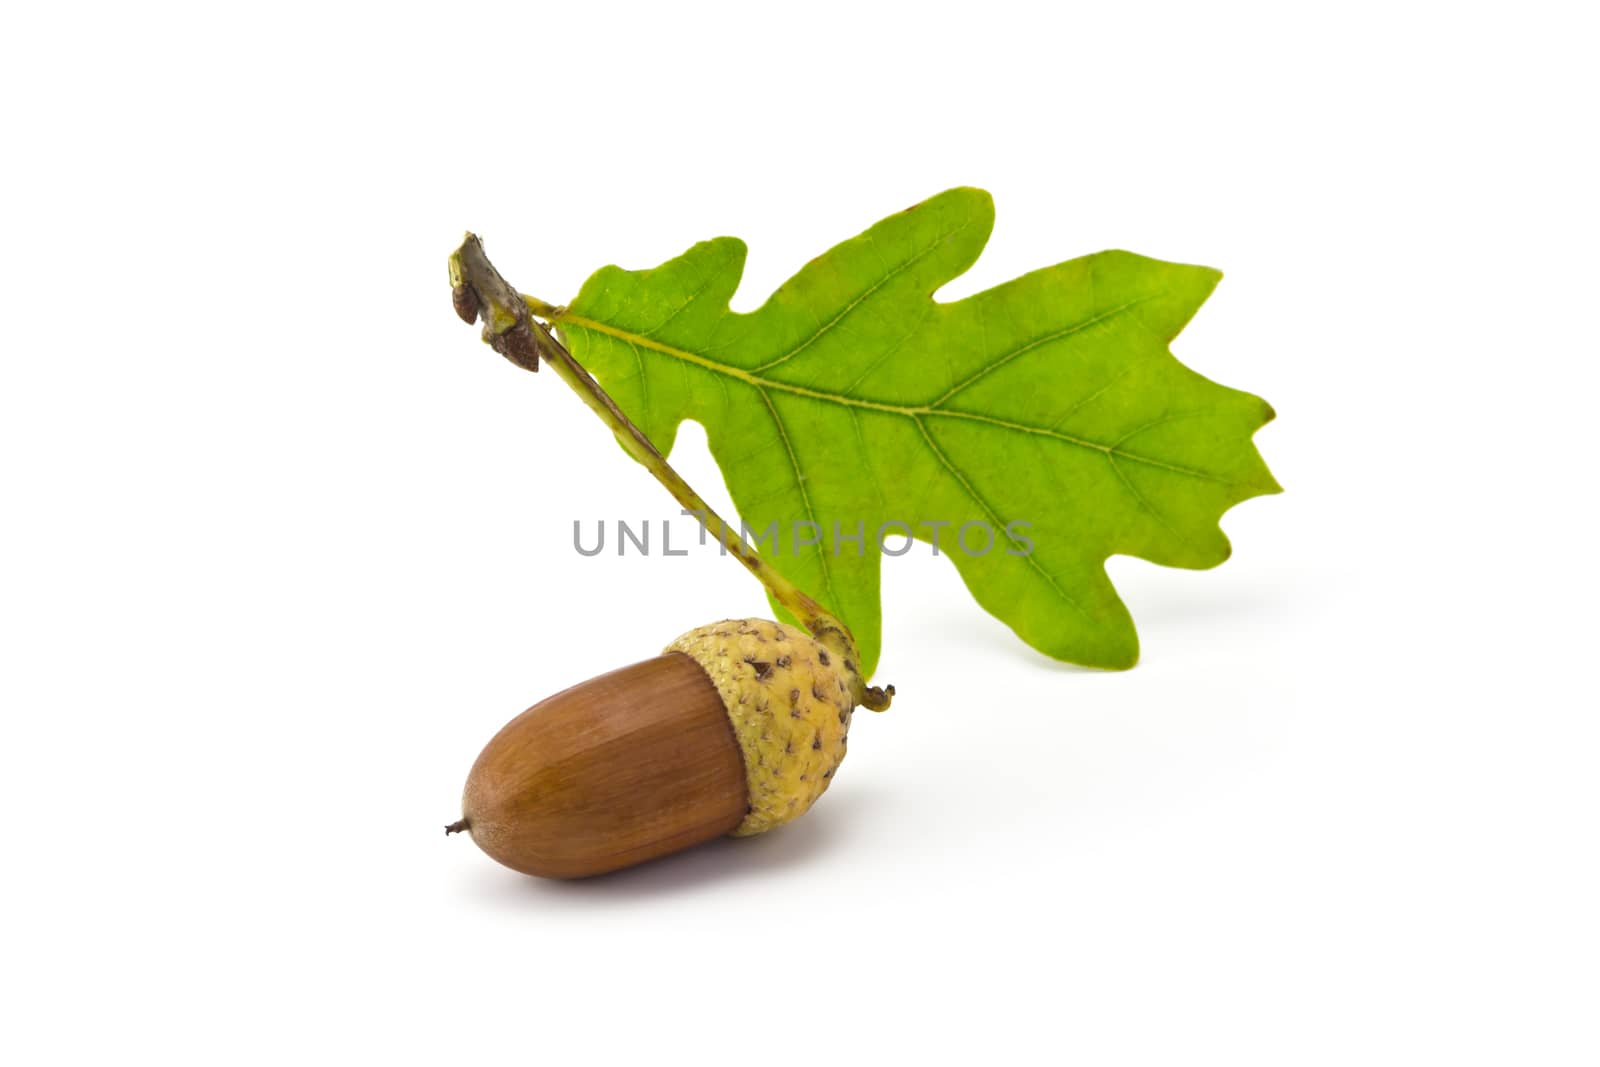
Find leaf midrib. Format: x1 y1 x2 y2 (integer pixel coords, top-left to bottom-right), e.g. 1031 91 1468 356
551 310 1237 486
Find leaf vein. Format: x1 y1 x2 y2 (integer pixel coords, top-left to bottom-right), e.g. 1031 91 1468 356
1106 454 1181 542
757 387 843 618
928 297 1152 409
557 314 1241 486
751 221 971 373
912 417 1089 621
639 270 720 339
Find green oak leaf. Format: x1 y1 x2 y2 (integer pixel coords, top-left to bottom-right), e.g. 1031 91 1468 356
547 187 1278 674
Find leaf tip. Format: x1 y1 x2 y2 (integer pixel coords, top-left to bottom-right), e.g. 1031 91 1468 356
709 233 749 258
1186 263 1225 303
1101 645 1140 671
1077 626 1141 671
1251 398 1284 494
951 184 994 206
908 186 995 229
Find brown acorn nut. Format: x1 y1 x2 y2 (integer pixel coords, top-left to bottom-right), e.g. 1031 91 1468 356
451 619 872 879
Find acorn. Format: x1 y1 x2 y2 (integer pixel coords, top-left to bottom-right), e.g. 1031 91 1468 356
445 235 893 879
449 619 880 878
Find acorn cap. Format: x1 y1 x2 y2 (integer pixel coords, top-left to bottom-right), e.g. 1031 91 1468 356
665 618 855 836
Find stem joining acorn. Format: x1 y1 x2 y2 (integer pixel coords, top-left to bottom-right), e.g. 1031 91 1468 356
446 234 894 878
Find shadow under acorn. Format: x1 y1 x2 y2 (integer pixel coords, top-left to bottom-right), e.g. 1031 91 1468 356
465 784 880 906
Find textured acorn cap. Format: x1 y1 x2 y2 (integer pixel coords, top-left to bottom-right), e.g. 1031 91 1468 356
665 618 856 836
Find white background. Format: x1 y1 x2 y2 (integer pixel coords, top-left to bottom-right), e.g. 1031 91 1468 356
3 2 1595 1064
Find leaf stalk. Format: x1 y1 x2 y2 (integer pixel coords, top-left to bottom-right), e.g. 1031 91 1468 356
448 233 892 711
